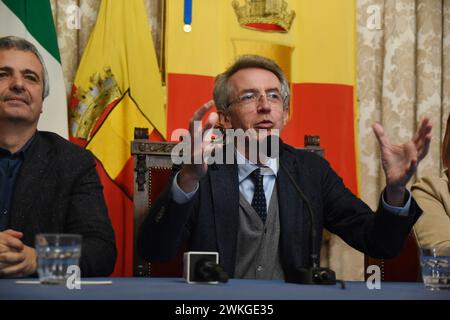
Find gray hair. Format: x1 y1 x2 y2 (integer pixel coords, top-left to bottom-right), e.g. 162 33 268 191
213 55 290 113
0 36 49 99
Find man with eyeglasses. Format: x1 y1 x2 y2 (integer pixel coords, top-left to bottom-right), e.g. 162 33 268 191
138 55 432 280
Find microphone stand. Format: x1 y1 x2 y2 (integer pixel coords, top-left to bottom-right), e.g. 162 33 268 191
280 162 337 285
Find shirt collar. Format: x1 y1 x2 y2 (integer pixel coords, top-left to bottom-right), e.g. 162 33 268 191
236 149 278 183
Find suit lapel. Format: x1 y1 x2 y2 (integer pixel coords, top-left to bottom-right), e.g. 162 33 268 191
10 133 52 234
209 163 239 275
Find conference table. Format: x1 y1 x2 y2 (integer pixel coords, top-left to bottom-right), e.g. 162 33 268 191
1 277 449 300
1 278 448 319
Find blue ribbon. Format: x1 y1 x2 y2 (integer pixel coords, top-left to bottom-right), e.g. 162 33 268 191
184 0 192 25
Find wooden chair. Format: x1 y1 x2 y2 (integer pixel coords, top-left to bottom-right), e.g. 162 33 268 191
132 128 180 276
364 232 421 282
132 128 326 276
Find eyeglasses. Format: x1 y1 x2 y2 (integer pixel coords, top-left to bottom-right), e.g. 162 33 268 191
228 90 284 107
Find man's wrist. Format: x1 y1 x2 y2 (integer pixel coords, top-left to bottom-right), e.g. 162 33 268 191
382 189 411 216
178 168 200 193
172 171 199 204
385 185 407 207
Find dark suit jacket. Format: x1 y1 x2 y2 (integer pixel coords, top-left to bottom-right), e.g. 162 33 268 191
137 143 422 278
9 131 117 277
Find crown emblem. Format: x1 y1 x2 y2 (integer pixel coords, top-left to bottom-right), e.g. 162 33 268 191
232 0 296 32
70 67 122 140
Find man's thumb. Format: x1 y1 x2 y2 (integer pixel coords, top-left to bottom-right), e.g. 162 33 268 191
4 229 23 239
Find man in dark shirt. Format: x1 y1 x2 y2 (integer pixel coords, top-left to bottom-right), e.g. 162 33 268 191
0 136 34 231
0 36 116 278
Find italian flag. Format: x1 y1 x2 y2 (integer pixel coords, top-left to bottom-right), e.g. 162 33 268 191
0 0 68 138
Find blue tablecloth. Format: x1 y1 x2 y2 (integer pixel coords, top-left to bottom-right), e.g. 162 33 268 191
1 278 449 300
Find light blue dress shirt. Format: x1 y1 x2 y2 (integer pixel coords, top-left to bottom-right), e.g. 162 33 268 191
171 150 411 216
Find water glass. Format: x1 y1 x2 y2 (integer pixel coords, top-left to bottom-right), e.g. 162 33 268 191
35 234 82 285
420 247 450 290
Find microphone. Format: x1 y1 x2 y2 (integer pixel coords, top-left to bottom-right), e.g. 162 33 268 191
183 251 229 284
262 135 337 285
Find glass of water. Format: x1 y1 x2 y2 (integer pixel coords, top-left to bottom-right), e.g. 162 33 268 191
420 247 450 290
35 234 82 285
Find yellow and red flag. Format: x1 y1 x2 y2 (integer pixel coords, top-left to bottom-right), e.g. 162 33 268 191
166 0 358 195
68 0 165 276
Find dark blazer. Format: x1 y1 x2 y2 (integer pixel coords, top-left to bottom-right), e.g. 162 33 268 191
137 143 422 278
9 131 117 277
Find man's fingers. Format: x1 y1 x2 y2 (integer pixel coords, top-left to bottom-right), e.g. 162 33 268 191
0 261 26 278
418 137 431 161
203 112 219 132
189 100 215 135
406 158 418 180
413 118 432 144
203 140 224 165
190 100 215 123
372 122 389 147
1 237 23 252
0 251 25 265
419 118 432 134
195 100 215 120
202 113 223 162
3 229 23 239
0 245 37 278
0 232 24 252
0 244 11 254
413 118 432 160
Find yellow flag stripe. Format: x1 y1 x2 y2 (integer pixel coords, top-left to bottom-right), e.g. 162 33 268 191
86 91 153 179
167 0 355 85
